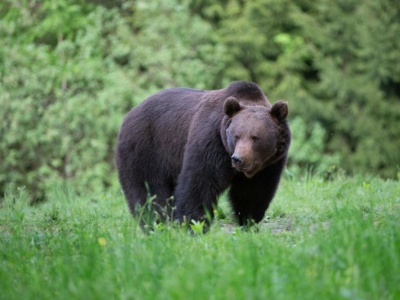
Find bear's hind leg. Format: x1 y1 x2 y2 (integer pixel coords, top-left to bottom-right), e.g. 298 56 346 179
146 179 175 221
121 180 147 216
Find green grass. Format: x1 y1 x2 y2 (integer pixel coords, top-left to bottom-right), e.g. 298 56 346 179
1 175 399 300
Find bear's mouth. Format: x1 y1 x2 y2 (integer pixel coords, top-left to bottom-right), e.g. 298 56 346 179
234 165 258 178
243 169 257 178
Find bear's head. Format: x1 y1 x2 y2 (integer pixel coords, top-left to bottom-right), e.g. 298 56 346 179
222 97 290 178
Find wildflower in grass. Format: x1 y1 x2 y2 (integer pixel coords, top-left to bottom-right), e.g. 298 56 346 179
98 237 107 246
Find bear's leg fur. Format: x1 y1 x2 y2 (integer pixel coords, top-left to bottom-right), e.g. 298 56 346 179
116 148 147 214
145 177 175 220
229 157 287 226
173 141 232 225
117 147 174 221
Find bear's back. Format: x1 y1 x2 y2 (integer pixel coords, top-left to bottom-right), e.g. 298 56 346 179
117 87 210 177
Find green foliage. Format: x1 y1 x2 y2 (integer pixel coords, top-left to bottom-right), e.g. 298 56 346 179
131 0 227 91
190 220 206 235
288 117 340 177
1 176 399 299
295 0 400 178
0 2 131 199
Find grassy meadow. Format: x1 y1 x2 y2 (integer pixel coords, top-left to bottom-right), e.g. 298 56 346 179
1 175 399 300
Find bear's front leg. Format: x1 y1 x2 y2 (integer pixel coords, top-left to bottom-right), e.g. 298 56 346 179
229 157 287 226
173 143 232 226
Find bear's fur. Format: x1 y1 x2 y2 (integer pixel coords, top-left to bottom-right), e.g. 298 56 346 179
116 81 291 226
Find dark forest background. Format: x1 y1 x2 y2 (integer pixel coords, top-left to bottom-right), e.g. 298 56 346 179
1 0 399 200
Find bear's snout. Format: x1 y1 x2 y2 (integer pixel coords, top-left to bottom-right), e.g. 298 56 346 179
231 152 258 177
231 154 243 166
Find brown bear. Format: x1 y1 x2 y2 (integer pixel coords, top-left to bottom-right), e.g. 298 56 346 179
116 81 291 226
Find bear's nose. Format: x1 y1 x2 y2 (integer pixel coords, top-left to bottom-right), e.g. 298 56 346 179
231 154 243 166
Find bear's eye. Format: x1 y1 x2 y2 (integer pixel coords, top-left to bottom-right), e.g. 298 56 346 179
251 136 260 142
234 135 239 141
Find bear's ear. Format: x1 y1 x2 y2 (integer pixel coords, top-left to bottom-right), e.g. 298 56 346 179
224 97 241 117
271 100 288 120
